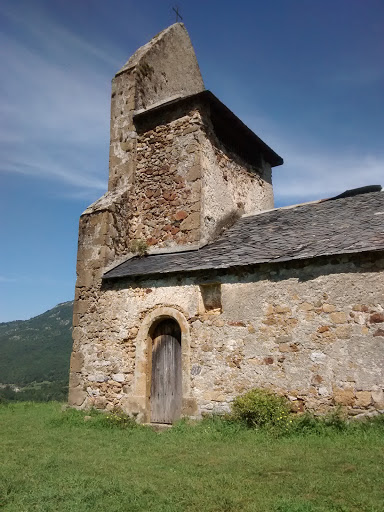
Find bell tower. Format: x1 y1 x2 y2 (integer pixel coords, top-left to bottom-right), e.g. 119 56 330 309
108 23 205 191
69 23 283 410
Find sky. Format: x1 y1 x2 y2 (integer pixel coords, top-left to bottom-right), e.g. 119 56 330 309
0 0 383 322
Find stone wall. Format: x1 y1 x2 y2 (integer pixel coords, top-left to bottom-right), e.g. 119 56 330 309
70 189 133 406
117 23 204 113
108 70 137 191
128 103 273 249
200 120 273 242
69 252 384 419
130 109 204 247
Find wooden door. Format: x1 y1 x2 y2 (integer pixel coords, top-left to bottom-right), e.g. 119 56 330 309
150 319 182 424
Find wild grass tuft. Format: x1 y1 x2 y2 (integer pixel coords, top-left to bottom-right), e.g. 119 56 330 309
51 406 143 430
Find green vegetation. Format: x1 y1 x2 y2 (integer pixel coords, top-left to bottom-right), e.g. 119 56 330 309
0 380 68 403
129 238 148 256
1 402 384 511
231 388 291 430
0 302 73 402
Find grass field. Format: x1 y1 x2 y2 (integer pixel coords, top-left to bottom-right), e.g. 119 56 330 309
1 402 383 512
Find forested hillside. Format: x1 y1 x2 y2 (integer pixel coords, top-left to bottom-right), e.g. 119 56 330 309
0 301 73 401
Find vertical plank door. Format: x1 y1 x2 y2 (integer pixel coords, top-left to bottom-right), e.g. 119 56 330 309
150 320 182 424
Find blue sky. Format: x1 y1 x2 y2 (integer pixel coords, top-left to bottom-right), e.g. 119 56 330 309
1 0 383 321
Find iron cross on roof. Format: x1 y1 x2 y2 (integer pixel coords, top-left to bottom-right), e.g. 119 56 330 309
172 6 183 22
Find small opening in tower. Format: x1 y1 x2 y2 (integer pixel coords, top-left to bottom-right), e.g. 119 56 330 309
199 283 222 313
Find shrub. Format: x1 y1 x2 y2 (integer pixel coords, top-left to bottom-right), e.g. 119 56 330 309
231 388 291 429
129 239 148 256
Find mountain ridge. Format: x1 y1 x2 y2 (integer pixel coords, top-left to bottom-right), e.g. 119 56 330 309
0 301 74 400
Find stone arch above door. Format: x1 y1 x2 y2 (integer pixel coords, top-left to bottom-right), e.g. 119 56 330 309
132 307 194 422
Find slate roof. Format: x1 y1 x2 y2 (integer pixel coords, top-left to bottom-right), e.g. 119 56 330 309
103 190 384 281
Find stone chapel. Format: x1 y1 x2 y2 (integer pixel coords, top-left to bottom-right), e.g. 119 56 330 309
68 23 384 423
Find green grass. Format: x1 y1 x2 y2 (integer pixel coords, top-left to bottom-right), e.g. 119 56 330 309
1 403 383 512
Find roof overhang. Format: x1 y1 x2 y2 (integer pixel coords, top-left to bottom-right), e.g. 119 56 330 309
133 90 283 168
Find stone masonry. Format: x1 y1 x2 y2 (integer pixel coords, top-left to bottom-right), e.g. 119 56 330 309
70 252 384 420
69 23 384 422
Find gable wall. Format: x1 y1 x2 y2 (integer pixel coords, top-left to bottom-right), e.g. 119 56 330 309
107 23 205 192
69 252 384 420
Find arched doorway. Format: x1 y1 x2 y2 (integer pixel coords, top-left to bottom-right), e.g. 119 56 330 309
150 318 182 424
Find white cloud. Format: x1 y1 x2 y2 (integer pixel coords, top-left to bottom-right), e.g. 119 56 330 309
0 2 124 70
274 148 384 204
0 2 122 196
1 1 382 206
2 152 106 191
242 114 384 205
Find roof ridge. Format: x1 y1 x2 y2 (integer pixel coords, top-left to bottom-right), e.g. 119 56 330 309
242 187 383 219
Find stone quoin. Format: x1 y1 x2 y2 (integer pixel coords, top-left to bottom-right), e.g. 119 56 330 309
68 23 384 423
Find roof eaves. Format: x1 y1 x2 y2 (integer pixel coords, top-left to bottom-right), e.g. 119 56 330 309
133 90 284 167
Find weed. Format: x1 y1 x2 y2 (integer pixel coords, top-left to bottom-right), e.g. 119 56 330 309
323 407 348 431
101 409 139 429
129 239 148 256
170 414 246 438
275 500 316 512
51 406 140 430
